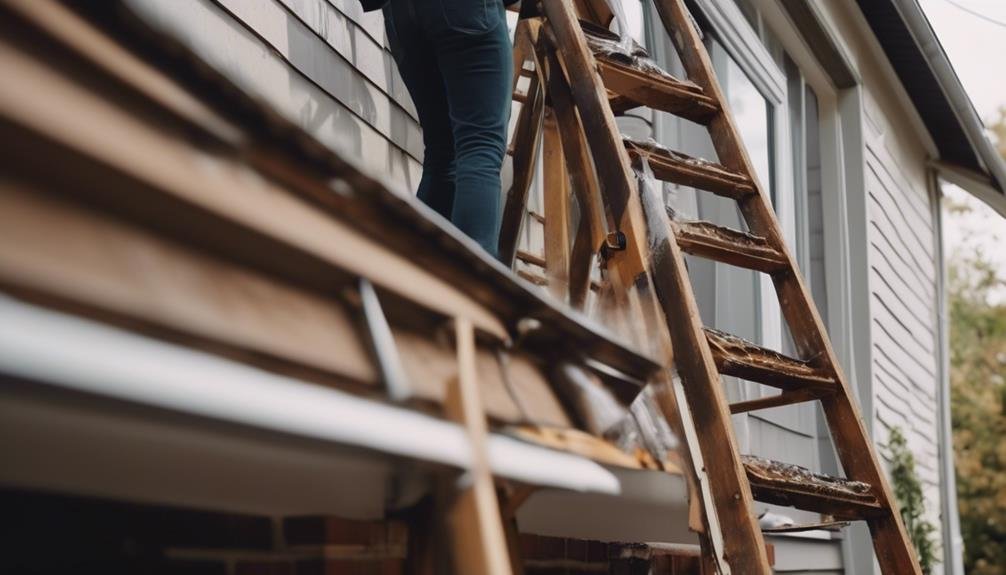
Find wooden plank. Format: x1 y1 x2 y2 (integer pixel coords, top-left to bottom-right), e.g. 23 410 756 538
542 108 571 301
506 425 656 470
652 0 922 571
704 328 836 392
624 138 755 200
568 211 594 309
500 20 546 267
0 179 576 426
0 33 509 342
2 0 239 143
673 220 788 274
729 389 820 414
539 43 609 309
443 317 514 575
0 180 375 388
595 57 718 124
742 456 884 520
516 249 546 268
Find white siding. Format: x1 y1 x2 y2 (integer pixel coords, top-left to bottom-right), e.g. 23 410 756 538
126 0 423 189
811 5 949 567
861 85 943 537
123 0 951 569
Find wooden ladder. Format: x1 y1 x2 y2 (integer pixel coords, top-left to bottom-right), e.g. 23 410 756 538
501 0 923 573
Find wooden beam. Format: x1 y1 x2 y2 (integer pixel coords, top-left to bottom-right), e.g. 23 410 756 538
542 108 571 301
443 317 514 575
500 20 546 267
0 180 374 388
539 43 608 310
636 150 773 571
0 178 577 426
540 1 650 283
0 34 510 342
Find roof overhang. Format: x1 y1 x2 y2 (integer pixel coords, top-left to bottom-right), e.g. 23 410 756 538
855 0 1006 217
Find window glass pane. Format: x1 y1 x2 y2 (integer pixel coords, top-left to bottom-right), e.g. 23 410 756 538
698 39 768 344
723 54 773 197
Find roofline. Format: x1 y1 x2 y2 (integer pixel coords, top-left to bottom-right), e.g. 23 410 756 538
869 0 1006 217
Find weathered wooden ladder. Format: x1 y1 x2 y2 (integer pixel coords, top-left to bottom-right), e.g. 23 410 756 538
501 0 923 572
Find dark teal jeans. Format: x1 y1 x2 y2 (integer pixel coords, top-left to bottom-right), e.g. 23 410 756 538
384 0 512 258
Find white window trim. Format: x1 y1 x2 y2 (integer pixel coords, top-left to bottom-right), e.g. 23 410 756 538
691 0 786 105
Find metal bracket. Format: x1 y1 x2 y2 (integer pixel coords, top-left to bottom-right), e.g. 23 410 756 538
358 278 411 402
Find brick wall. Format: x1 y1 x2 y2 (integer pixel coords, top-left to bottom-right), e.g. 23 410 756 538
0 490 702 574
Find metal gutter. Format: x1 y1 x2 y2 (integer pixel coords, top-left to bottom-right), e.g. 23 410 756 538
860 0 1006 217
930 170 965 575
0 296 624 495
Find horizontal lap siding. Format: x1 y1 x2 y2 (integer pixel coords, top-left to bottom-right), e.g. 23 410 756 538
862 92 943 534
125 0 423 189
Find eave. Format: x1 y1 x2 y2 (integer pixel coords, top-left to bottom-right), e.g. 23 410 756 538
855 0 1006 217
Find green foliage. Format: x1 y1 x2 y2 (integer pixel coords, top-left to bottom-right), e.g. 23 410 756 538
885 427 938 573
948 242 1006 575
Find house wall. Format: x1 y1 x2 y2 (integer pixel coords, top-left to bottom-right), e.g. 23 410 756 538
817 1 946 567
124 0 423 190
122 0 949 570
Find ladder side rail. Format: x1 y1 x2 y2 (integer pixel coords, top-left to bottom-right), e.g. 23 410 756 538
651 1 921 572
539 44 610 309
540 1 771 571
500 21 547 266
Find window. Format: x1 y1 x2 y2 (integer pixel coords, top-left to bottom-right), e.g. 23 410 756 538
646 0 844 479
717 40 774 200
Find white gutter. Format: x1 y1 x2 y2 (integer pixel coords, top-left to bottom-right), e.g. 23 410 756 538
0 296 621 495
894 0 1006 217
930 171 966 575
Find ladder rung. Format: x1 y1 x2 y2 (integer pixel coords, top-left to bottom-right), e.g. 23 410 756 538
743 456 884 520
607 90 637 115
704 328 835 391
517 269 548 286
580 20 717 122
729 388 820 414
596 58 719 124
513 91 529 104
672 220 788 273
624 139 755 199
516 249 546 268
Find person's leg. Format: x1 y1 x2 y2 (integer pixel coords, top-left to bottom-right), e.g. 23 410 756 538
384 0 455 219
430 0 512 257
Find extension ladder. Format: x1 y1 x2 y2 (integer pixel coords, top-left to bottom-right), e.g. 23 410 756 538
501 0 923 572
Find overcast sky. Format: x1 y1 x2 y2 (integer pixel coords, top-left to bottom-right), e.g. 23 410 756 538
917 0 1006 301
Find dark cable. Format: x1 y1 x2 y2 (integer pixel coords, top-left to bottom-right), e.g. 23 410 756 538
940 0 1006 29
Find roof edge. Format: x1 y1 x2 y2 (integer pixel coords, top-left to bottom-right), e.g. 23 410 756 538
930 160 1006 217
891 0 1006 216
